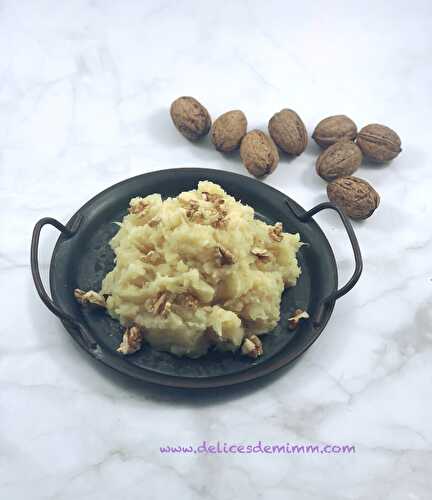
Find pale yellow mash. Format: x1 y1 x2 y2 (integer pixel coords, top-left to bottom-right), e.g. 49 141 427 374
100 181 301 357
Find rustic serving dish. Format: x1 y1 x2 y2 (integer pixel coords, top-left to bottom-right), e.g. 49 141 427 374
31 168 362 388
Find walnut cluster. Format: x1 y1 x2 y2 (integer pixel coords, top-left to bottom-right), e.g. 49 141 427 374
311 114 401 220
169 97 401 219
170 97 310 179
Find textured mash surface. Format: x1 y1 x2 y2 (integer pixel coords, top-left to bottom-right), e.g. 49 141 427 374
101 181 301 357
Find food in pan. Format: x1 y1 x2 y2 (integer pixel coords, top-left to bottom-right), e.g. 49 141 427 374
75 181 303 358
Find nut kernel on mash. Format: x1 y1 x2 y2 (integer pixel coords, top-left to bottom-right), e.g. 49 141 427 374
99 181 302 358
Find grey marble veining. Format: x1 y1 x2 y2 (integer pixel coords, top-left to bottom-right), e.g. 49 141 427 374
1 1 432 499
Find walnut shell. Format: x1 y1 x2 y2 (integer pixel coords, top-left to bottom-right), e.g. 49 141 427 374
356 123 401 162
312 115 357 148
211 110 247 152
268 109 308 155
327 176 380 220
316 141 362 181
240 130 279 178
170 96 211 141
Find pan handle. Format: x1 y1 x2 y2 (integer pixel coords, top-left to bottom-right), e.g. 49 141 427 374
285 201 363 326
31 216 97 349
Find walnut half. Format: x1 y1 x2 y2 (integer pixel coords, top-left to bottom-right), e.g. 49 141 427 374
117 326 144 355
241 335 263 358
74 289 106 308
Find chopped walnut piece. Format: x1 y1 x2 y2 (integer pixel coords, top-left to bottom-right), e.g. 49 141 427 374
128 199 149 215
185 200 203 221
201 191 211 201
212 215 228 229
213 204 229 229
215 246 235 265
202 191 224 204
151 292 172 316
288 309 310 330
185 199 199 212
74 289 106 308
241 335 263 358
140 250 161 264
217 208 228 219
251 247 271 262
117 325 144 355
148 217 161 227
269 222 284 242
176 293 200 309
190 211 205 223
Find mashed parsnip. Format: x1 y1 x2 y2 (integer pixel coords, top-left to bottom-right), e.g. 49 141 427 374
100 181 301 358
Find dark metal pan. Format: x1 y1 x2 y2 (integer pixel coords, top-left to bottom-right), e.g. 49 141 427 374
31 168 362 388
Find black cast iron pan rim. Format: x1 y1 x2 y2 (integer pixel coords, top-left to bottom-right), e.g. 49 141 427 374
31 168 362 389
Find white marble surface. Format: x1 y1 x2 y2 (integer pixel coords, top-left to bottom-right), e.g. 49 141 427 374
1 0 432 498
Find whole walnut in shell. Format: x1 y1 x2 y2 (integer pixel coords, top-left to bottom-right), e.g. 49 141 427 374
316 141 362 181
312 115 357 148
327 176 380 220
356 124 401 162
268 109 308 155
240 130 279 178
170 96 211 141
211 110 247 152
